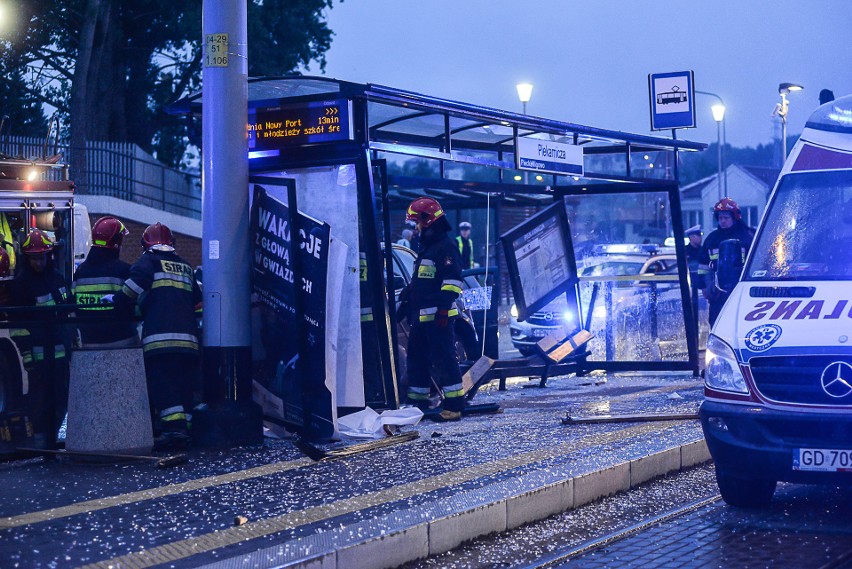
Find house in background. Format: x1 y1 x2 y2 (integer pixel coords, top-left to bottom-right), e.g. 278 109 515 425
681 164 780 232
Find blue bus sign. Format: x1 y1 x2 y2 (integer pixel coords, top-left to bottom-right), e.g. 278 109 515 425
648 71 695 131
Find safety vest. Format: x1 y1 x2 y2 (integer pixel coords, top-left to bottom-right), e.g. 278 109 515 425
455 235 474 270
0 212 16 272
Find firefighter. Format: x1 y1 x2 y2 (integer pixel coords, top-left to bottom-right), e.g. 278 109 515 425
10 229 73 448
455 221 475 269
114 222 201 448
402 197 466 421
72 216 139 347
699 198 756 326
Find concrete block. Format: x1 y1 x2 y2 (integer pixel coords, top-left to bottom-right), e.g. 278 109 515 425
290 552 335 569
67 348 153 455
335 523 428 569
429 501 507 555
573 462 630 507
506 480 573 529
631 447 681 487
681 439 712 468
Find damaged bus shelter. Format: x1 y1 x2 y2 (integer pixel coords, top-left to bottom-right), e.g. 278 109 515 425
172 76 707 439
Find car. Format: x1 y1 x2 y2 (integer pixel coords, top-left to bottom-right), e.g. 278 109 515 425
509 251 678 356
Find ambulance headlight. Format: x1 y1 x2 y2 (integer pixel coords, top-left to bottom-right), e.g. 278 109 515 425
705 334 749 394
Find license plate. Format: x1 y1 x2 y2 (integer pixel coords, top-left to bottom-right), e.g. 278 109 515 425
532 329 552 338
793 448 852 472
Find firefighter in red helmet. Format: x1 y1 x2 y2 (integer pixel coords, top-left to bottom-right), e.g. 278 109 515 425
114 222 201 448
72 216 139 347
699 198 756 326
10 229 73 448
400 197 466 421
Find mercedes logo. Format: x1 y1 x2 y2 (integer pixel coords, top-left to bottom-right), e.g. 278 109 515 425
820 361 852 398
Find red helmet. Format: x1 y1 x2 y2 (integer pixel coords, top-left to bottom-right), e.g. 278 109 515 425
713 197 741 221
0 248 10 279
92 216 129 250
21 229 54 255
141 222 175 249
406 197 445 229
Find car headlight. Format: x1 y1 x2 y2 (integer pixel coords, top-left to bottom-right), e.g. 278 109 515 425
562 310 574 322
705 334 749 394
510 304 518 318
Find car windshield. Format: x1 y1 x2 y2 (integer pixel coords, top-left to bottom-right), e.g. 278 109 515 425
746 170 852 281
582 261 645 277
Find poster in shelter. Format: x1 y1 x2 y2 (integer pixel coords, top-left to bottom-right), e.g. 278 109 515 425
250 185 334 441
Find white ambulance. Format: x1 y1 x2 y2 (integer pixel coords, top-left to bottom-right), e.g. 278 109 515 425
701 94 852 507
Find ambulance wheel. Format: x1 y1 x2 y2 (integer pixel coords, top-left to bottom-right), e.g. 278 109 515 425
716 469 776 508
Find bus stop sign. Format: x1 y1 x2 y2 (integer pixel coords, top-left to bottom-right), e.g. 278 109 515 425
648 71 695 131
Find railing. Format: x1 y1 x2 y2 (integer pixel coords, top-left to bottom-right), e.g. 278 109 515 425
0 136 201 219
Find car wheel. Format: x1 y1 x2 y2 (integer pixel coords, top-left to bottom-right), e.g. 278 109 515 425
715 469 776 508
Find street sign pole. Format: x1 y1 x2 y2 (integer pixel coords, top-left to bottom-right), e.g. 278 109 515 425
197 0 262 447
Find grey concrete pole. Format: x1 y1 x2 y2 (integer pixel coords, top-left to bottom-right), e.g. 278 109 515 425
198 0 261 446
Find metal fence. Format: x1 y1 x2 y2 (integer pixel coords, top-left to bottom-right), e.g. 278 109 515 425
0 136 201 219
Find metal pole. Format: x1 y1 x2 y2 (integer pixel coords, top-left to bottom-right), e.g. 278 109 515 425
716 120 722 200
198 0 261 446
722 118 728 196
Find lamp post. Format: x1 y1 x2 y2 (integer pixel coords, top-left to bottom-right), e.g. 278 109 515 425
775 82 804 163
696 90 727 200
516 83 533 184
516 83 533 115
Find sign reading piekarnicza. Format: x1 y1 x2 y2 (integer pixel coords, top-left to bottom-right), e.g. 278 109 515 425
515 137 584 177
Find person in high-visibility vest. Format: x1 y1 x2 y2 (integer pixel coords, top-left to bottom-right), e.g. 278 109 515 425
72 216 139 347
114 222 201 448
400 197 466 421
455 221 474 269
10 229 73 448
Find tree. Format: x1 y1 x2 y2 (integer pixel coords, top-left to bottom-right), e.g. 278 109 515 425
2 0 337 172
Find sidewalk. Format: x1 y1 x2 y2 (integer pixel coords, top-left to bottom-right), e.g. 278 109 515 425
0 371 708 569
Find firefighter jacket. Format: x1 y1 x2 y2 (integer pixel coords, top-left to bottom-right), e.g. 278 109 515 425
117 248 201 355
10 265 72 367
407 229 464 325
698 222 756 291
72 248 138 345
455 235 474 269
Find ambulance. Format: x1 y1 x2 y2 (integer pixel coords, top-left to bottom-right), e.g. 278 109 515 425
701 94 852 507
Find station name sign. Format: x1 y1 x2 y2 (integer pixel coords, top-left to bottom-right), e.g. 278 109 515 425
248 99 353 151
515 137 584 177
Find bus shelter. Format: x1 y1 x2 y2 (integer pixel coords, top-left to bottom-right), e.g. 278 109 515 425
173 76 707 420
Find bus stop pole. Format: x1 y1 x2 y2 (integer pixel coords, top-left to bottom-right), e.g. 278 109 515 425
197 0 262 446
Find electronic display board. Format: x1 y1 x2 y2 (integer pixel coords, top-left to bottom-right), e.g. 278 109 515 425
500 202 579 322
248 99 353 150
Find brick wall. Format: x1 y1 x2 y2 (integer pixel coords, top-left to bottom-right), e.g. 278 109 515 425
88 214 202 268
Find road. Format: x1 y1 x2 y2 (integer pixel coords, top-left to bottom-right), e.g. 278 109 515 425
405 464 852 569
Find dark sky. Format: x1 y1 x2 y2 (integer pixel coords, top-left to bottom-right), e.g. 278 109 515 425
319 0 852 149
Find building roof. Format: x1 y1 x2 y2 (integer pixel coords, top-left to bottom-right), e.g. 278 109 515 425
740 165 781 189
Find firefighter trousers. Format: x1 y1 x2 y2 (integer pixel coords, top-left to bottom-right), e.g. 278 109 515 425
406 322 465 412
143 351 199 421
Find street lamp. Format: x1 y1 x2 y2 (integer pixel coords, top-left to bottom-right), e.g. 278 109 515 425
774 82 804 163
696 90 727 199
516 83 533 115
516 83 533 184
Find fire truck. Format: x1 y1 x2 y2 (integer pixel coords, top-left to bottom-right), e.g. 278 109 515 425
0 155 90 418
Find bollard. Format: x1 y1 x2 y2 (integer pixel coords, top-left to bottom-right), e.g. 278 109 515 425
66 348 153 455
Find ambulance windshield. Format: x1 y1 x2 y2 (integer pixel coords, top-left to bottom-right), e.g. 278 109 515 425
747 170 852 281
